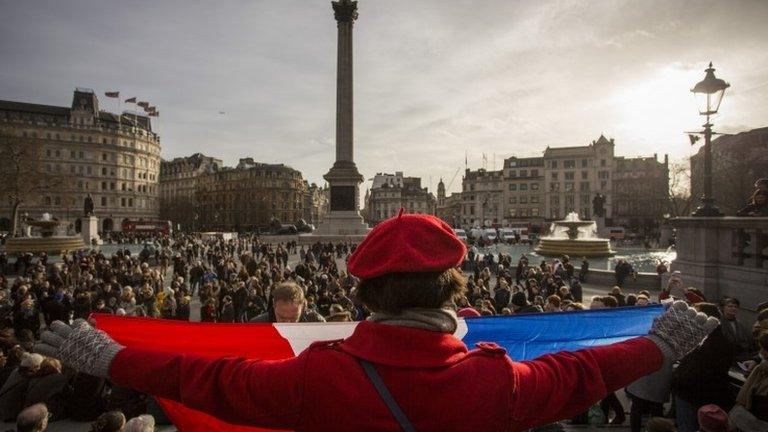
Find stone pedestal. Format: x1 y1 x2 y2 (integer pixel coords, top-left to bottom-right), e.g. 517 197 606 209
81 216 100 246
595 215 607 237
669 216 768 322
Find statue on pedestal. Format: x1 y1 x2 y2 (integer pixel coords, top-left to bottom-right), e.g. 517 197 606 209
83 194 94 217
592 193 606 218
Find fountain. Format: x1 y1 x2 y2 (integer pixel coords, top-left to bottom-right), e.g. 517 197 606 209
4 213 87 254
535 212 614 257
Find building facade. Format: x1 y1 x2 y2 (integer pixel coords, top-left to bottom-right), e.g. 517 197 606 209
543 135 615 221
460 168 504 227
457 135 669 231
364 172 436 225
302 182 329 226
0 88 161 233
502 156 545 226
613 154 669 228
196 159 306 231
159 153 222 231
691 127 768 215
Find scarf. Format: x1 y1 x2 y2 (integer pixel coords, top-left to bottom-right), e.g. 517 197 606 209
368 307 458 333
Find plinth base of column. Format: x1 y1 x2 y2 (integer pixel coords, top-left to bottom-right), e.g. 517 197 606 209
313 211 370 236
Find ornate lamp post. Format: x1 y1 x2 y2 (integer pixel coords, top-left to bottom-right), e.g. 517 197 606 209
690 62 729 217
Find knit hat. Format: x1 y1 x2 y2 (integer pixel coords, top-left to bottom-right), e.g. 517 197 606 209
698 404 729 432
347 212 466 279
20 353 44 369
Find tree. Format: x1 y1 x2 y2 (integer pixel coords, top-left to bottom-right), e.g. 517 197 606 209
0 127 62 237
667 158 694 217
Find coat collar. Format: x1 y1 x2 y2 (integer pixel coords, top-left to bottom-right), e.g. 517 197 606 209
338 321 468 368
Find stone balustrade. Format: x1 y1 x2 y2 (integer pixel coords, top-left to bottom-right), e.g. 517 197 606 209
670 216 768 319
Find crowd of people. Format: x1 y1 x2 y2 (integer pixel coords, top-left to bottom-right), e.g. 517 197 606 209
0 231 766 431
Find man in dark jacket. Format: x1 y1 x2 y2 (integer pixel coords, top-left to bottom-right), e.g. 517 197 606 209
671 303 735 432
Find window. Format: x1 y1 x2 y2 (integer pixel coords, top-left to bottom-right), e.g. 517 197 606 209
102 153 108 161
601 159 606 167
71 150 76 159
53 197 60 205
531 169 539 177
531 183 539 190
509 184 517 191
565 182 574 191
86 166 92 175
101 197 107 206
101 167 107 176
531 196 540 203
520 184 528 191
531 208 540 216
550 161 558 169
509 209 517 217
598 171 610 179
581 159 588 168
520 170 528 177
564 160 575 168
580 182 590 191
46 149 52 157
509 197 517 204
565 172 574 180
581 171 588 180
520 196 528 204
121 198 126 207
551 172 558 180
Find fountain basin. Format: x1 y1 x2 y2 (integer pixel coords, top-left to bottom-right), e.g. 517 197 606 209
535 238 614 257
4 236 87 254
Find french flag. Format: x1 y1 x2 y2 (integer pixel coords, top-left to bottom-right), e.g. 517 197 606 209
94 305 663 432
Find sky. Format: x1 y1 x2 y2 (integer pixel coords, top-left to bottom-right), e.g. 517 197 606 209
1 0 767 195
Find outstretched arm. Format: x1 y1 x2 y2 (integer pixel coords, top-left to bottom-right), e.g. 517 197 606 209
509 301 718 431
35 320 305 429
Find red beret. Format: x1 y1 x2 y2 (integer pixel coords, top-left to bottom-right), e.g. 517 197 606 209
347 212 467 279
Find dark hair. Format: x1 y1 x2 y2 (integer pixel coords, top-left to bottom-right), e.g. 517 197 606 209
602 296 618 308
356 268 466 315
695 302 722 319
271 282 305 304
90 411 125 432
720 297 740 307
626 294 637 306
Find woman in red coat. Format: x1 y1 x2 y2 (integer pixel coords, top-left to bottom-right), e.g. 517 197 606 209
37 213 718 432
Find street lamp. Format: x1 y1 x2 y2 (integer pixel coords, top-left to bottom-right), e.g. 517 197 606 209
690 62 729 217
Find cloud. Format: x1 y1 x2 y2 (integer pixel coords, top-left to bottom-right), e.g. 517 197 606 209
0 0 766 196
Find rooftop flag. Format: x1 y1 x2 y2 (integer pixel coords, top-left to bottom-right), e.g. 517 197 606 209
105 91 120 98
125 97 137 103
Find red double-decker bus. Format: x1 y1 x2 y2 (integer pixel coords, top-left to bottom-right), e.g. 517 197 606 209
121 219 172 235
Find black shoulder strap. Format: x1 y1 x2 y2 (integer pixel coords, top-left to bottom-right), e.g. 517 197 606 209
358 359 416 432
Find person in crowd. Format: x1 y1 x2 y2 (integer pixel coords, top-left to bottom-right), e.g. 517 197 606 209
697 404 730 432
36 213 718 431
671 303 735 432
249 282 325 323
90 410 126 432
730 331 768 430
24 357 67 420
579 257 589 283
720 297 755 361
0 352 43 421
16 402 49 432
737 178 768 216
124 414 155 432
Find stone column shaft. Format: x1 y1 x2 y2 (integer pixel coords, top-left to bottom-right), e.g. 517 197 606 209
336 21 353 163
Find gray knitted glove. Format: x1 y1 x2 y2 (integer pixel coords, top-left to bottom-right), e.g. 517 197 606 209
34 319 124 378
646 300 719 361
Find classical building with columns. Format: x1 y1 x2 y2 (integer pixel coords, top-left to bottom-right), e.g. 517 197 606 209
0 88 161 233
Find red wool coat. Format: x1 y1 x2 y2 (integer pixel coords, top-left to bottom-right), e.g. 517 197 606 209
109 321 663 432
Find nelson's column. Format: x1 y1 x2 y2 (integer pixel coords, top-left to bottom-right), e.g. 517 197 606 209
314 0 369 237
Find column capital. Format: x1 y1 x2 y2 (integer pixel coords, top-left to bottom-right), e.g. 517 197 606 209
332 0 358 24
